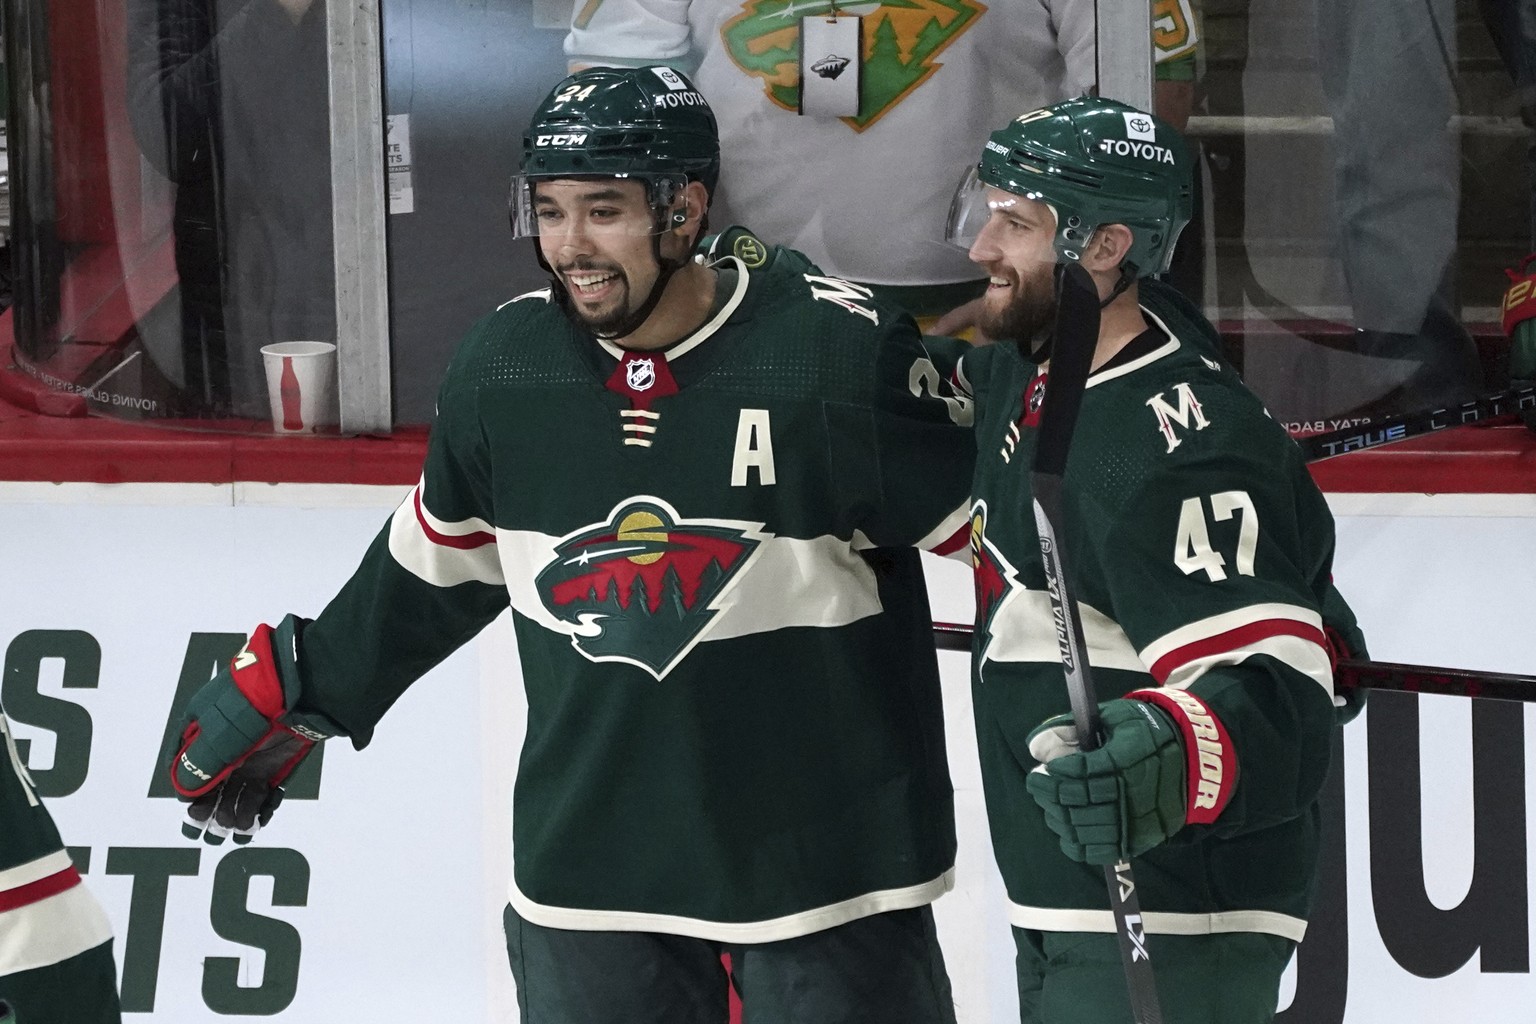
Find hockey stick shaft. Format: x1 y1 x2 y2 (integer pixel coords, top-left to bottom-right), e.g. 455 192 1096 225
933 621 1536 703
1031 263 1163 1024
1333 659 1536 703
1298 383 1536 462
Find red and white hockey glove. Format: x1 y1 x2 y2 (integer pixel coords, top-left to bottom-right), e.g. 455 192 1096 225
166 616 339 845
1025 688 1238 865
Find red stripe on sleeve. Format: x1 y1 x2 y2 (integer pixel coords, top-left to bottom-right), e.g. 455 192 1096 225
1149 618 1327 684
414 488 496 550
0 865 81 912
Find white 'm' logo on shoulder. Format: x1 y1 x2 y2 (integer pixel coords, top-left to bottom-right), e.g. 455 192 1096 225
1146 382 1210 453
805 275 878 324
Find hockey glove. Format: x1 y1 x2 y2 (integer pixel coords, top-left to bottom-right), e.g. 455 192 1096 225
1504 254 1536 433
1025 688 1238 865
166 616 338 845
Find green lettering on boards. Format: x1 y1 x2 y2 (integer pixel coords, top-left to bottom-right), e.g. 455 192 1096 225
2 630 101 797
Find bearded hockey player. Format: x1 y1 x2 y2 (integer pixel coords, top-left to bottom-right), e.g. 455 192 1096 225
945 96 1368 1023
162 66 975 1023
0 711 123 1023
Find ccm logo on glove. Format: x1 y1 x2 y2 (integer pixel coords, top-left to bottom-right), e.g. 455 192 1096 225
1126 687 1236 824
178 752 213 783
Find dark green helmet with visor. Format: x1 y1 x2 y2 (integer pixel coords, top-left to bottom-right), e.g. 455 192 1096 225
511 65 720 238
947 96 1194 277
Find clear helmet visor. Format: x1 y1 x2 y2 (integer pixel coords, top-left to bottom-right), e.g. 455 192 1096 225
942 167 1091 358
509 174 693 240
944 165 1000 251
943 166 1073 271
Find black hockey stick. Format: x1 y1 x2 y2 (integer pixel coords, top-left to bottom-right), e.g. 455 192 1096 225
1297 383 1536 462
934 622 1536 704
1333 659 1536 703
1032 263 1163 1024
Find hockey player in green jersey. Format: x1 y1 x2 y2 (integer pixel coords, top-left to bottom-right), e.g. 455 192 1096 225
0 711 123 1023
161 66 976 1023
944 97 1367 1023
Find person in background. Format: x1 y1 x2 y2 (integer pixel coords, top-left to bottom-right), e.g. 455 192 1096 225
1315 0 1487 414
160 66 977 1024
566 0 1203 333
126 0 336 418
944 95 1367 1022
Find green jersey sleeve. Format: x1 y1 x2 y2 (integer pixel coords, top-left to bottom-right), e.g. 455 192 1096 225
1086 437 1341 840
855 324 975 551
294 318 511 744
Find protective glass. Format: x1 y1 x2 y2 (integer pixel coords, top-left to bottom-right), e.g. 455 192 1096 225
509 175 688 239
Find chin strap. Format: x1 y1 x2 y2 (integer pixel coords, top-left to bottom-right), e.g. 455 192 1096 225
1024 260 1140 363
1101 261 1138 309
594 232 685 341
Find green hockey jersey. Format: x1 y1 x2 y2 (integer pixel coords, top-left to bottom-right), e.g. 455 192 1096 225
956 280 1366 942
0 711 115 979
294 243 976 942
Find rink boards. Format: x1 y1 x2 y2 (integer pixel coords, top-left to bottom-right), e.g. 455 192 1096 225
1 481 1532 1024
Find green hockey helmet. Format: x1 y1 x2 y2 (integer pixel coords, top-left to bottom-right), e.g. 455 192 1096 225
511 65 720 237
946 96 1194 276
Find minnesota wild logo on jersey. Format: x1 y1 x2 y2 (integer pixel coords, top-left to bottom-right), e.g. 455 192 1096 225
720 1 984 131
969 502 1017 652
535 499 765 678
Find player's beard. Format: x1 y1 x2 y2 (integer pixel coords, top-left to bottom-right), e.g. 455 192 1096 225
978 262 1058 362
558 258 637 337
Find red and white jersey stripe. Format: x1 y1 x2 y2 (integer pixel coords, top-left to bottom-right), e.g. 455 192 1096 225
1139 603 1334 695
387 477 504 587
0 850 113 975
980 585 1333 699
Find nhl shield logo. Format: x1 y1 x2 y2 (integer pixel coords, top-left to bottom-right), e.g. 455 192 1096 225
626 358 657 392
534 498 766 678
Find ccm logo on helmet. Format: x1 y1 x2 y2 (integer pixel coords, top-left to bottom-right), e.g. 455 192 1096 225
1098 138 1175 164
536 133 589 147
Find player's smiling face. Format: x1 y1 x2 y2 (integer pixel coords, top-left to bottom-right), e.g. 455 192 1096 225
966 187 1061 350
534 179 664 335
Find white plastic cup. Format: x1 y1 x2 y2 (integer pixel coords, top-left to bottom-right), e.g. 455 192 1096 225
260 342 338 433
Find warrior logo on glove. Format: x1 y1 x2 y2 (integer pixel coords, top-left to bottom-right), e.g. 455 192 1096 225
1025 687 1239 865
1128 687 1237 823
